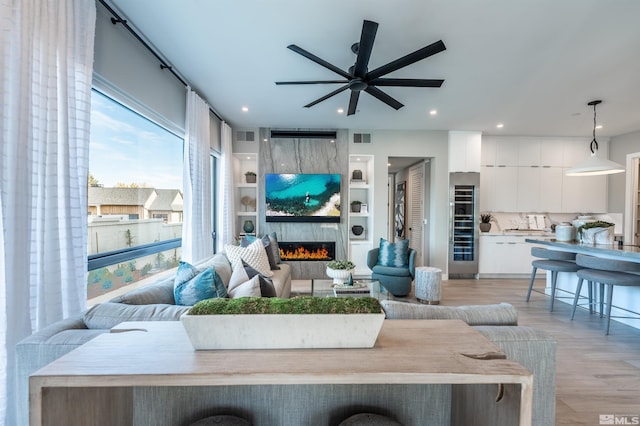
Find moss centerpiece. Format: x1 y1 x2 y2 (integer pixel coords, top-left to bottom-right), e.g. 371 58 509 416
181 296 385 350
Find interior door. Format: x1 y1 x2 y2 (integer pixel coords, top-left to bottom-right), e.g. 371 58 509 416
408 163 425 267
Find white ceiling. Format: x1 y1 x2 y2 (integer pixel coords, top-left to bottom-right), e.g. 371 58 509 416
108 0 640 138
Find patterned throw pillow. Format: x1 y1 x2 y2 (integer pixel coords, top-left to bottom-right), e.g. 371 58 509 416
377 238 410 267
173 262 227 306
240 234 279 270
225 239 274 277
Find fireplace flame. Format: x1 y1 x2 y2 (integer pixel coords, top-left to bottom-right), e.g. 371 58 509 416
280 246 330 260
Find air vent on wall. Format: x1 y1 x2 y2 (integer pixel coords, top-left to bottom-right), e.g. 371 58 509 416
237 130 255 142
270 130 337 139
353 133 371 144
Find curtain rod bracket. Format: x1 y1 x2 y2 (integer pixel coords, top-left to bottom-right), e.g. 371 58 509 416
160 64 172 71
110 17 127 25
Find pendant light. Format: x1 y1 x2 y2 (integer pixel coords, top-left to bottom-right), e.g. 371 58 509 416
565 100 625 176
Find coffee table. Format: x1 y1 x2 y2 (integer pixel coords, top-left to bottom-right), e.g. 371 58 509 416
30 320 533 426
311 278 391 300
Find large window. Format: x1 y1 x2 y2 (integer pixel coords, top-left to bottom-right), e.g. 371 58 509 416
87 89 184 302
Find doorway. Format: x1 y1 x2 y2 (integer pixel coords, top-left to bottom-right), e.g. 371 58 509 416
388 157 431 267
624 153 640 245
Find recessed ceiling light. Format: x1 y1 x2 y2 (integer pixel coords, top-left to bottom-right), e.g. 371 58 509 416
496 123 504 129
263 138 268 142
429 109 437 115
330 139 335 143
337 108 344 114
595 124 603 129
241 106 249 112
387 163 391 167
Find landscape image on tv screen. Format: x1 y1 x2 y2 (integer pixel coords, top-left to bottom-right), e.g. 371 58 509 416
265 173 341 222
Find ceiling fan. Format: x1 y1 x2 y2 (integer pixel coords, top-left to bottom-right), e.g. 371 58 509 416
276 20 446 115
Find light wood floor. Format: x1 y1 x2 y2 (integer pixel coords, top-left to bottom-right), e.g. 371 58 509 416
292 278 640 425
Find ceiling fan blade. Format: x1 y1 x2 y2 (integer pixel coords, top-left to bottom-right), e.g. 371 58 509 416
364 86 404 110
367 40 446 80
369 78 444 87
287 45 352 79
276 80 348 85
304 84 350 108
353 20 378 77
347 91 360 116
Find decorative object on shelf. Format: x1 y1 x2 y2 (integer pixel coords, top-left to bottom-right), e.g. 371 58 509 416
351 225 364 236
351 169 363 181
565 100 625 176
242 220 255 234
181 296 385 349
244 171 257 183
577 221 615 245
326 259 356 285
479 213 494 232
347 273 354 286
360 203 368 214
240 196 256 211
395 182 406 238
350 200 362 213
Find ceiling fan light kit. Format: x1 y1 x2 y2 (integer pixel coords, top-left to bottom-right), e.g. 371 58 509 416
276 20 446 115
565 100 625 176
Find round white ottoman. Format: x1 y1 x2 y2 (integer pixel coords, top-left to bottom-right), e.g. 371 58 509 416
414 266 442 304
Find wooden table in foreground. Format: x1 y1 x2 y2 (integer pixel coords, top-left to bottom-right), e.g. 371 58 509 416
30 320 533 426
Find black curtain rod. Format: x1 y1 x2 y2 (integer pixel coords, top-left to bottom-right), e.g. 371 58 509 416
97 0 224 122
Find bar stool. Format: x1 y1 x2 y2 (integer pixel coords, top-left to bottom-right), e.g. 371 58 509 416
571 254 640 335
526 247 582 311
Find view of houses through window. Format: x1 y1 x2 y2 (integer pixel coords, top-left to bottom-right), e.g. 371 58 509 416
87 90 184 302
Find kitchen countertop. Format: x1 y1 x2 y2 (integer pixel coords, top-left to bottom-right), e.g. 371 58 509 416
481 231 555 237
524 238 640 262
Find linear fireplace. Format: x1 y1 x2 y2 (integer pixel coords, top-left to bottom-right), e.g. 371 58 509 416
279 241 335 261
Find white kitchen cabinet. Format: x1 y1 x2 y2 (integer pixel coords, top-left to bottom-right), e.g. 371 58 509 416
562 171 608 213
481 136 497 166
479 235 538 275
495 140 519 166
516 167 563 212
517 138 541 167
492 167 518 211
449 131 481 172
540 139 564 167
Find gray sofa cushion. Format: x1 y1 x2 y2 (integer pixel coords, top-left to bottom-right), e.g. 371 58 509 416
380 300 518 326
83 302 190 329
110 275 176 305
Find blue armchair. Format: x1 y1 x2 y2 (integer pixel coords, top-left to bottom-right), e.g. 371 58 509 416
367 247 416 297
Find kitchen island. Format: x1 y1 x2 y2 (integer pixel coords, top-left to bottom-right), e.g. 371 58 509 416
525 238 640 330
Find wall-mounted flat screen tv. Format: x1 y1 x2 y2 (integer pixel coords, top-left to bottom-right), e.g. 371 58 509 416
265 173 341 223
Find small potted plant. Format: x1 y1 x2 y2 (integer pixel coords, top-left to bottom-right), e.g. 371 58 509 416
326 259 356 285
350 200 362 213
244 171 256 183
479 213 494 232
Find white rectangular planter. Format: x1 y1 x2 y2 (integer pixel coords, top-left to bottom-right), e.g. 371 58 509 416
181 312 385 350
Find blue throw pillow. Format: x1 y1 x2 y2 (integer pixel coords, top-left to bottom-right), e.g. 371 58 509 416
174 261 227 305
377 238 410 267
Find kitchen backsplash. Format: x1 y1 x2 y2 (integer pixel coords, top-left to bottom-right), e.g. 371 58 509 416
487 212 623 234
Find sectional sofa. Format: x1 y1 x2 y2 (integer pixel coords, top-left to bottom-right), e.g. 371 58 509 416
15 251 291 426
16 253 555 426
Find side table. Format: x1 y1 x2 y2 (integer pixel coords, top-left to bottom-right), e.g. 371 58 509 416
415 266 442 304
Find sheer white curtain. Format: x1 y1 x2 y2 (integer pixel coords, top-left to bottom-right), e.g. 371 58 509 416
218 122 236 251
0 0 96 423
182 89 213 263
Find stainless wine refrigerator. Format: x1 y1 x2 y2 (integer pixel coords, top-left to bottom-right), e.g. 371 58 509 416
448 172 480 278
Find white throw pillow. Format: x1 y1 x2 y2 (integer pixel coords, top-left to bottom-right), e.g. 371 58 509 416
227 275 262 298
225 239 274 277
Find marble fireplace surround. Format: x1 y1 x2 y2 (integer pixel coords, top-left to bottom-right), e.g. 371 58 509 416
258 128 349 280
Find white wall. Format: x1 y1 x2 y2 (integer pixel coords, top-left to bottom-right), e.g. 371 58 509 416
609 130 640 213
349 130 449 276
